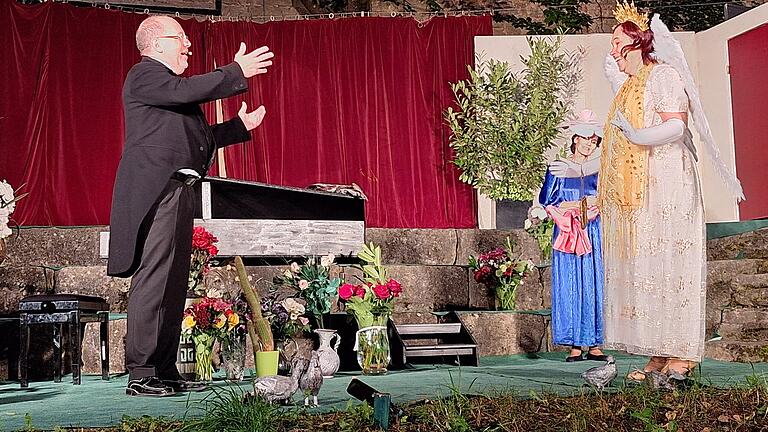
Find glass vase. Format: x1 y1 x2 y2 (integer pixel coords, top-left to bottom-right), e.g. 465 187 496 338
495 282 518 311
221 334 247 381
354 313 390 375
193 333 215 382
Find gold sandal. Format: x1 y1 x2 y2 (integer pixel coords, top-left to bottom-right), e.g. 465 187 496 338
664 359 698 377
627 356 668 382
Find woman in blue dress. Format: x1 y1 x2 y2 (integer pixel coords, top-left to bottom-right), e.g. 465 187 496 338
539 110 606 362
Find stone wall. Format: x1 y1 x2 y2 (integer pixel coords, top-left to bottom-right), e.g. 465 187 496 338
1 226 767 380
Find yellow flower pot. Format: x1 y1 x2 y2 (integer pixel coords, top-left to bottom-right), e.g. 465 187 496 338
255 350 279 377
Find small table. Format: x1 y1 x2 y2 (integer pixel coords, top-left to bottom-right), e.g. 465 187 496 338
18 294 109 387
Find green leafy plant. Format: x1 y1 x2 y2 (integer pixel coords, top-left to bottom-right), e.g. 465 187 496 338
179 386 282 432
273 255 341 329
445 36 583 201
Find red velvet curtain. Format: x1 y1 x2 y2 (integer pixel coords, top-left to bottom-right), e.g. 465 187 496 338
1 1 490 228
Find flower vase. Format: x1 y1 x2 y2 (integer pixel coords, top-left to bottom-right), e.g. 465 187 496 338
221 335 247 381
495 283 517 311
193 334 215 382
354 313 391 375
314 329 340 378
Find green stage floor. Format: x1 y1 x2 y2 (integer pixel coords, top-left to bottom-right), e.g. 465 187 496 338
1 352 767 431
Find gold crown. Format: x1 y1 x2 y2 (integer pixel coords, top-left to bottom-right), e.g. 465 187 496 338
613 1 649 31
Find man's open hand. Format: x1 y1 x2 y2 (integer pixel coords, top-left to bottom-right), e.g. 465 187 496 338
238 102 266 131
234 43 274 78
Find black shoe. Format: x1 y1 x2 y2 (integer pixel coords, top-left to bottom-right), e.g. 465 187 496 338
161 378 208 392
586 353 609 362
126 376 175 397
565 355 585 362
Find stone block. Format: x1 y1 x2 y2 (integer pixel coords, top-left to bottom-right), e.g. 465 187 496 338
365 228 458 265
457 311 546 356
55 266 131 312
707 228 768 261
467 267 495 310
82 318 127 375
386 265 469 313
731 274 768 308
456 229 541 265
4 226 105 267
708 259 761 280
719 308 768 342
0 265 52 314
705 341 768 363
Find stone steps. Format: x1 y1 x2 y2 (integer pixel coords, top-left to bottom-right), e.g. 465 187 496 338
707 228 768 261
705 340 768 363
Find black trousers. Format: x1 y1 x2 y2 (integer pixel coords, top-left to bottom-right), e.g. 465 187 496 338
126 179 195 380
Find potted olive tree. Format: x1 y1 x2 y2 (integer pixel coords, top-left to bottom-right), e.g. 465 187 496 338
445 36 583 228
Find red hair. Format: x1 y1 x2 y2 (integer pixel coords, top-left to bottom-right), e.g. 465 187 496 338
615 21 655 65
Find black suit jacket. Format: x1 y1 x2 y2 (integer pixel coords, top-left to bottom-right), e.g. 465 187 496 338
108 57 251 277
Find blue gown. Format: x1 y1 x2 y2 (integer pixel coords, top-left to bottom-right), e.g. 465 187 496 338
539 169 604 347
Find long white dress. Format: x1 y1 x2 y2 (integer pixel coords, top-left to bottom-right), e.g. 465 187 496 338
602 64 707 362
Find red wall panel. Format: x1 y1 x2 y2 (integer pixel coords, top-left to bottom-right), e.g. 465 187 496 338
729 24 768 220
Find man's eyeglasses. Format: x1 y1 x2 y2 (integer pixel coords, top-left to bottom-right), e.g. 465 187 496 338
157 34 190 46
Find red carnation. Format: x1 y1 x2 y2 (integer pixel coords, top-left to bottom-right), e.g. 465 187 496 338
373 284 390 300
339 283 356 301
387 279 402 297
208 245 219 256
473 266 491 283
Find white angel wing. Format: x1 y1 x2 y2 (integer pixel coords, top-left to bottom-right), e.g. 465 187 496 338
650 13 745 201
604 53 627 95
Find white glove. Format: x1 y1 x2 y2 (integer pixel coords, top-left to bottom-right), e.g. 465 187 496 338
612 110 696 160
549 158 600 178
549 159 581 178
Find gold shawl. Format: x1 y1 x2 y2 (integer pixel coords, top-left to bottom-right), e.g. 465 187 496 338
599 63 654 254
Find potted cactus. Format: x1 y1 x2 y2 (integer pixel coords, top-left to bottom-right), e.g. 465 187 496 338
234 256 279 377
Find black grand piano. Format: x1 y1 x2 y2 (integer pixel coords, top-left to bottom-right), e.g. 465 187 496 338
100 177 365 258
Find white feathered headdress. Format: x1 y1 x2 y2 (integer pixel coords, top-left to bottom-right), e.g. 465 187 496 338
604 14 745 201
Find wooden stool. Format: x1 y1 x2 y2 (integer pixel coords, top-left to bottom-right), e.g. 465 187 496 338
19 294 109 387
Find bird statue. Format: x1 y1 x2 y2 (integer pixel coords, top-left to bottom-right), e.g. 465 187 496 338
582 355 617 390
646 370 676 391
299 350 324 407
251 357 306 404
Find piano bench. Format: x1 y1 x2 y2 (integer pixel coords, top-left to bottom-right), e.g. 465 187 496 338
18 294 110 387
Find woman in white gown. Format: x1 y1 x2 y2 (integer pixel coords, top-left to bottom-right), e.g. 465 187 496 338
600 3 711 380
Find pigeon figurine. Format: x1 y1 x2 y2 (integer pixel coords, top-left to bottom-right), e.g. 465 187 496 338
646 370 676 391
251 357 306 404
582 355 617 390
299 350 324 407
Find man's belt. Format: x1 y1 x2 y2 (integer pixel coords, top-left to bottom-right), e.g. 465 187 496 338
171 171 201 186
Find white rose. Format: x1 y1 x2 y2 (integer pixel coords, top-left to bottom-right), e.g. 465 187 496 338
321 254 335 267
290 262 301 273
281 298 305 315
531 206 548 220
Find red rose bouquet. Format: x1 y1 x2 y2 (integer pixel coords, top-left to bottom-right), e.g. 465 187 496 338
188 226 219 296
337 242 401 374
337 243 401 328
